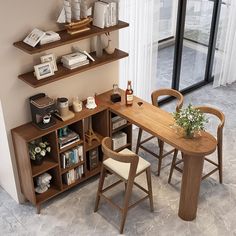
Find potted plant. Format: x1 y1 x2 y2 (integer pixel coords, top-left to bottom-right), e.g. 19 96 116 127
29 140 51 165
173 104 208 138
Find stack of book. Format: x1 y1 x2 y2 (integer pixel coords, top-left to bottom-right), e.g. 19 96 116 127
58 128 80 149
63 166 84 185
61 52 89 70
60 145 83 169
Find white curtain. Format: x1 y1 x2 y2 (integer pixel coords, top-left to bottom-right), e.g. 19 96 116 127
214 0 236 86
119 0 159 102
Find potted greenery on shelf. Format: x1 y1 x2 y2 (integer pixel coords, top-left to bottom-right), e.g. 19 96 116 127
29 140 51 165
173 104 208 138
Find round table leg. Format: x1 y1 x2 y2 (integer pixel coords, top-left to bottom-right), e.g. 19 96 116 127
178 154 204 221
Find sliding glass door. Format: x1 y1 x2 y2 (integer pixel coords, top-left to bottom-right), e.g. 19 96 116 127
179 0 215 90
156 0 222 100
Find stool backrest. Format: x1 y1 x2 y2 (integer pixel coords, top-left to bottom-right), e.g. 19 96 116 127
195 106 225 147
151 88 184 112
102 137 139 180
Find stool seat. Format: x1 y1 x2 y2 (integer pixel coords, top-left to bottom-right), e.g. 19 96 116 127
104 149 151 180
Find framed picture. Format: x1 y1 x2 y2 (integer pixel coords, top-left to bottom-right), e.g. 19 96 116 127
34 62 54 80
40 54 58 72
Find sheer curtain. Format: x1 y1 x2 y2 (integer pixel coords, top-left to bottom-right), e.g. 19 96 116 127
119 0 159 102
214 0 236 86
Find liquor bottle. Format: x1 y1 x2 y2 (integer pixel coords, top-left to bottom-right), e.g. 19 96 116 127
125 80 133 106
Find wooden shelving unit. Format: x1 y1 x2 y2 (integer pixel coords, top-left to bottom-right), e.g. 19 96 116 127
11 109 109 213
13 21 129 55
18 49 128 88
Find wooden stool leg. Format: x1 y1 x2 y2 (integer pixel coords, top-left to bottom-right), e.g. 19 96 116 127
146 167 154 212
157 139 164 176
120 179 134 234
217 144 223 184
94 165 106 212
136 128 143 154
168 149 178 184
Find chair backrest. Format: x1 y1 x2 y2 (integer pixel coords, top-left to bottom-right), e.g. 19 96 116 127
195 106 225 146
102 137 139 180
151 88 184 112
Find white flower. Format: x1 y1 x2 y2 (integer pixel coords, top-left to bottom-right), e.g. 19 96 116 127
46 147 51 153
39 142 46 148
35 147 41 153
40 150 46 156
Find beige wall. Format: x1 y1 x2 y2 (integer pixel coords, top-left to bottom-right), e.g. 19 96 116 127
0 0 119 202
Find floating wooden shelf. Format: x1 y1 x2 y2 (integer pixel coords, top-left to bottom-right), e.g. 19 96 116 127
31 158 58 177
13 21 129 55
18 49 128 88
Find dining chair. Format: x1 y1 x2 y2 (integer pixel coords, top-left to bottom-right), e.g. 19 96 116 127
168 106 225 184
136 88 184 176
94 137 154 234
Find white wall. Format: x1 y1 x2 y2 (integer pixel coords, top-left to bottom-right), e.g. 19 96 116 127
0 0 119 202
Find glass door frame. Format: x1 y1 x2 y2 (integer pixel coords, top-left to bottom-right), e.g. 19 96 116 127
160 0 222 105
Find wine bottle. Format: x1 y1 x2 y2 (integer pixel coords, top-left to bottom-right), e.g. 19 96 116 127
125 80 133 106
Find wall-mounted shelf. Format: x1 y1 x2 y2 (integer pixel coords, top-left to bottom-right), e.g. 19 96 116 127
18 49 128 88
13 21 129 55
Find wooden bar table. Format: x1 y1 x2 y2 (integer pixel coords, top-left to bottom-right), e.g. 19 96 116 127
97 90 217 221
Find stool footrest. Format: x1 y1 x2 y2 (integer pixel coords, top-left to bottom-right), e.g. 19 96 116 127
102 180 123 193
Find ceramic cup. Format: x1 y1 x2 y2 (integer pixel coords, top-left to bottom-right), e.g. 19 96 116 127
43 115 51 124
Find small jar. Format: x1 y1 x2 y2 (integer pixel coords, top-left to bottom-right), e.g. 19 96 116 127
72 97 82 113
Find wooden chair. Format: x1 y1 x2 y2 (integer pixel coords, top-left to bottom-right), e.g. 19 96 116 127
94 137 154 234
136 88 184 176
168 106 225 184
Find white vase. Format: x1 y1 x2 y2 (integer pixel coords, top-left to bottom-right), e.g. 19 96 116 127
105 39 115 54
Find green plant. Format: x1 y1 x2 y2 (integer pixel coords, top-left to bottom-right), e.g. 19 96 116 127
173 104 208 138
29 140 51 160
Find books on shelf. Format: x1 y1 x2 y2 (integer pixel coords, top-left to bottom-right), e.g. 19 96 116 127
63 165 84 185
58 128 80 149
93 1 118 29
60 145 84 169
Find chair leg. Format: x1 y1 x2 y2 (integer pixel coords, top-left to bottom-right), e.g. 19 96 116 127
94 165 106 212
146 167 154 212
120 179 134 234
136 128 143 154
217 145 223 184
168 149 178 184
157 139 164 176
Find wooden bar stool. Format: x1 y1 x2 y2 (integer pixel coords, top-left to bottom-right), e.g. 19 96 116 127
136 88 184 176
94 137 154 234
168 106 225 184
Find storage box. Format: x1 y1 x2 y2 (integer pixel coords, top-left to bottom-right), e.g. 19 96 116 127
112 131 127 150
111 116 127 130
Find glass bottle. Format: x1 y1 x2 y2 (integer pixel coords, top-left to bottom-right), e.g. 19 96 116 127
125 80 133 106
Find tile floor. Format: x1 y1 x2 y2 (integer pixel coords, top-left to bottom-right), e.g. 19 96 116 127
1 83 236 235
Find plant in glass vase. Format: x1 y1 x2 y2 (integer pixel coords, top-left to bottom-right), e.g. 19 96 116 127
29 140 51 165
173 104 208 138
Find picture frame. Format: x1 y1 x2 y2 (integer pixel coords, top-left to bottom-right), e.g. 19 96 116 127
40 53 58 72
34 62 54 80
